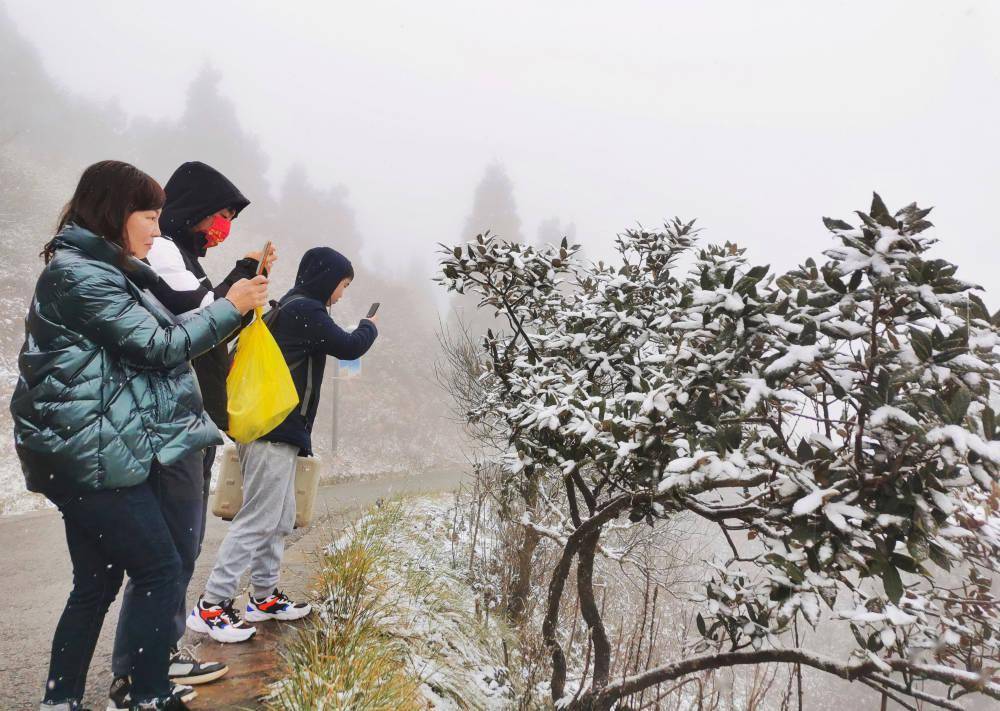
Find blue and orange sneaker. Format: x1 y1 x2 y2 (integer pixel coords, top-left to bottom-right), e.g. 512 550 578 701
245 589 312 622
185 596 256 644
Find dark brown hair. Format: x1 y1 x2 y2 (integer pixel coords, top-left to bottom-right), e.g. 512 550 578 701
42 160 165 263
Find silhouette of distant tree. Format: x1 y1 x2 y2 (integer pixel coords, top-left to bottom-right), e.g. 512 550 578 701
273 164 362 259
461 161 524 244
449 161 525 333
535 217 573 247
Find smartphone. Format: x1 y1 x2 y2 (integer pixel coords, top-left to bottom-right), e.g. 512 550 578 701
366 302 380 319
256 241 273 276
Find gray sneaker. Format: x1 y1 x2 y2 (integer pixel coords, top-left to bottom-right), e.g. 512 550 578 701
169 645 228 685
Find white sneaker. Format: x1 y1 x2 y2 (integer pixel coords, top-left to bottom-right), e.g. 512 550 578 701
245 589 312 622
186 596 257 644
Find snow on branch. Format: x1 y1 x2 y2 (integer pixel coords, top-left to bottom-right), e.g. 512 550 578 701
437 195 1000 709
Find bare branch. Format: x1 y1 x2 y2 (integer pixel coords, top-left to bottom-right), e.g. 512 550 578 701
587 648 1000 707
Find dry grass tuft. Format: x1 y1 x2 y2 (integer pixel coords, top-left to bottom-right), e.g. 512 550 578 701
267 504 423 711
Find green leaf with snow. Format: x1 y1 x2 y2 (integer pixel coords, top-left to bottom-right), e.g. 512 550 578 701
881 565 904 604
947 388 971 425
869 192 898 229
823 217 854 232
911 329 932 362
823 268 846 294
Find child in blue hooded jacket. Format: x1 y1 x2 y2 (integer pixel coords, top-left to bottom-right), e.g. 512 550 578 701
189 247 378 643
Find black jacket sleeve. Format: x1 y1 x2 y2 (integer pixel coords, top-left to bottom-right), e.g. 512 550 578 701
214 257 259 341
149 277 210 315
307 302 378 360
211 257 260 301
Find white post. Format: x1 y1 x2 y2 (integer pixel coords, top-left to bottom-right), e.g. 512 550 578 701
332 359 340 455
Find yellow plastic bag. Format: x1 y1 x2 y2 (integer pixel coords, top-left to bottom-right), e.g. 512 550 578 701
226 308 299 443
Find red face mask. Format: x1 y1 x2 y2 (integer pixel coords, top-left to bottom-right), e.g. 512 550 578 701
202 214 232 248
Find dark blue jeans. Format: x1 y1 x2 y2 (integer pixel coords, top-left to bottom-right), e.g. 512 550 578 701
44 481 181 705
112 448 212 677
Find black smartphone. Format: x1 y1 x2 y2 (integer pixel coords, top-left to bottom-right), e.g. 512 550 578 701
366 302 380 319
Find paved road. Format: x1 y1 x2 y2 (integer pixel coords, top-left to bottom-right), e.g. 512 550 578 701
0 467 469 710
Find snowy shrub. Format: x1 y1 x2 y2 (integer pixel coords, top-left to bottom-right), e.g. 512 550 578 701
436 195 1000 710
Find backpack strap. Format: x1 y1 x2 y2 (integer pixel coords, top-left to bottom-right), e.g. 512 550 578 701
262 294 311 377
262 294 308 327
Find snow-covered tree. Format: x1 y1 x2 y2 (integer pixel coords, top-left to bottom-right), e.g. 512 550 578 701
436 194 1000 710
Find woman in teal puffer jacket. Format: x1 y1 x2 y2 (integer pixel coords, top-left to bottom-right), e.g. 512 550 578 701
11 161 268 711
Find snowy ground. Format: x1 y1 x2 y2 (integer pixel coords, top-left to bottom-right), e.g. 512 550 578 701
0 410 47 515
376 498 519 708
268 495 528 709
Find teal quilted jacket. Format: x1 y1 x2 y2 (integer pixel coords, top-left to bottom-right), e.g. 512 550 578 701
10 224 243 495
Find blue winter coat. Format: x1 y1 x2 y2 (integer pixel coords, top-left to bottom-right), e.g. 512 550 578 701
10 224 243 497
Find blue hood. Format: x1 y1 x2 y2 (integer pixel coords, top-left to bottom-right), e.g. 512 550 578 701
294 247 353 302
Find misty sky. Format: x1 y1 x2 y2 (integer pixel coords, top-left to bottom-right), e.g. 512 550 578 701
6 0 999 301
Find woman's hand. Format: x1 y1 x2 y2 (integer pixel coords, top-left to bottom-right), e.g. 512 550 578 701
225 275 269 315
245 246 278 273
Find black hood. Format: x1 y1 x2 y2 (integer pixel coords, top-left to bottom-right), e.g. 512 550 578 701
293 247 353 302
160 161 250 258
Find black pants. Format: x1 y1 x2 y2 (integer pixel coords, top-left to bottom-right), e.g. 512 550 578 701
44 481 181 705
112 448 212 677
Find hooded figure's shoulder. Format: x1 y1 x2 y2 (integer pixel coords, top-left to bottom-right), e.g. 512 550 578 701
147 234 182 261
282 292 327 317
146 235 202 280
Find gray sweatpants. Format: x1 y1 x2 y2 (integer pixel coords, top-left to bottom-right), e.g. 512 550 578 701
203 440 299 603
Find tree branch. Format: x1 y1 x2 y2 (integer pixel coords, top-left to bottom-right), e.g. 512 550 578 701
564 475 583 528
583 648 1000 708
681 495 766 522
858 678 919 711
577 529 612 689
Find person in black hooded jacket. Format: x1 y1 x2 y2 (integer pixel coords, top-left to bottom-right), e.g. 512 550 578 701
262 247 378 455
147 161 276 430
189 247 377 642
108 162 277 698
